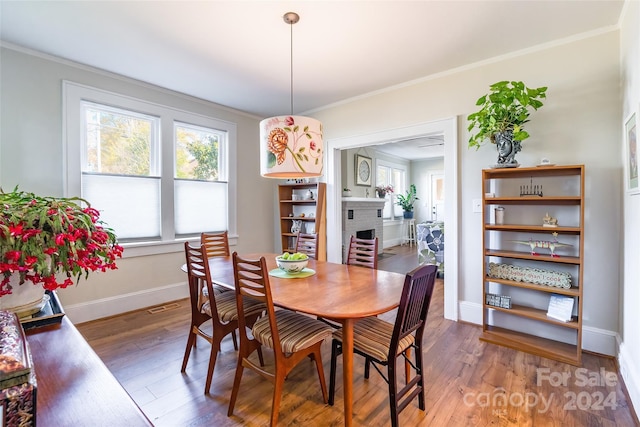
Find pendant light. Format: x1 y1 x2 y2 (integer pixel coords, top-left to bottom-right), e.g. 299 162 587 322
260 12 324 178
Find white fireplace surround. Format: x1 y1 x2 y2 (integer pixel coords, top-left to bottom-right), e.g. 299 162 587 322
342 197 385 262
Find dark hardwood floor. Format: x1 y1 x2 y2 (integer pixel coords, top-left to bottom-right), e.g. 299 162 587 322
77 245 639 426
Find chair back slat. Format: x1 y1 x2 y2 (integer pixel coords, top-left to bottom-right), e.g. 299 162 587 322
295 233 319 259
346 236 378 269
390 264 438 356
201 231 230 257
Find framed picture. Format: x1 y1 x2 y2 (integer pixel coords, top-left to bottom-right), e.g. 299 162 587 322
625 111 638 194
355 154 372 186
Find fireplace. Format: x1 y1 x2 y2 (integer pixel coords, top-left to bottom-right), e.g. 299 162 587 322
356 229 375 240
342 198 385 262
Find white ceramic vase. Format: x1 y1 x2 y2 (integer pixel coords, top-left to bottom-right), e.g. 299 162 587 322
0 273 46 317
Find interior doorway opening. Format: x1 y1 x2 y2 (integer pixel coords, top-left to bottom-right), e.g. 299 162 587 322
325 118 459 321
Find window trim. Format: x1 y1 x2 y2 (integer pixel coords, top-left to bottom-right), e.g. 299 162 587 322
63 81 237 257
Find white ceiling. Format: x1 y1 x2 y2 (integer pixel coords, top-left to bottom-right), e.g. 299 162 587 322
0 1 625 159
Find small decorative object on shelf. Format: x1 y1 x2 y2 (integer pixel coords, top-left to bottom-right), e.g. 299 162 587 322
495 206 505 225
488 262 572 289
520 177 543 197
291 220 302 234
543 212 558 227
547 294 575 322
511 232 572 257
0 311 36 425
342 188 351 197
485 293 512 309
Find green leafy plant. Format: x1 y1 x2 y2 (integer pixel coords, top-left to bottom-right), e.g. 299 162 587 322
396 184 419 212
467 81 547 149
0 187 123 296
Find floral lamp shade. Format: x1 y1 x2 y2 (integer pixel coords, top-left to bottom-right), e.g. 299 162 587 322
260 115 324 178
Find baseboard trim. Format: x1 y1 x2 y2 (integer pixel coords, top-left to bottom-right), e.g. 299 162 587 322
63 282 188 324
457 300 617 356
458 300 482 325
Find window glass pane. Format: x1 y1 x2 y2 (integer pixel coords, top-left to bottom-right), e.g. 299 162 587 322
82 174 161 239
174 180 227 235
392 169 405 217
175 123 223 181
83 103 157 176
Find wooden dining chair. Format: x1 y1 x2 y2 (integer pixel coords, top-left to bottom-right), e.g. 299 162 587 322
328 264 438 427
346 235 378 269
201 231 230 257
294 232 318 259
200 231 238 348
181 242 265 394
228 252 334 426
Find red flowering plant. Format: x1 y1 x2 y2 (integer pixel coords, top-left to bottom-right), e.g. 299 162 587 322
0 187 123 297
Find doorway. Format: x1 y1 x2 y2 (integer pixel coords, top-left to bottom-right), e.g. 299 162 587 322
325 118 459 321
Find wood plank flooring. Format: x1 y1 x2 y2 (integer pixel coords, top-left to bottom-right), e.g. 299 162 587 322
77 245 639 426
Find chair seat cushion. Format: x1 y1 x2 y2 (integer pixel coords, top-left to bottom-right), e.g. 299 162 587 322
202 283 231 296
202 291 265 323
333 316 414 363
252 310 333 353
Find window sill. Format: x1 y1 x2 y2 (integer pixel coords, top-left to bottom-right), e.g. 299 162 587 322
120 235 239 258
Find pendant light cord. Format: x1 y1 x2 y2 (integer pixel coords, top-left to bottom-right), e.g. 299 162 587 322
289 19 294 115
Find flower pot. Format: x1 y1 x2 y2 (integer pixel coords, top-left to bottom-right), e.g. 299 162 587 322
495 129 521 167
343 190 351 197
403 211 414 219
0 274 46 317
377 191 386 198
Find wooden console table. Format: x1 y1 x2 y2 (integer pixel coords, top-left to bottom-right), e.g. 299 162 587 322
25 316 152 426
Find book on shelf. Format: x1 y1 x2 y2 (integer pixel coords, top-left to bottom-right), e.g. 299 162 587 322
547 294 575 322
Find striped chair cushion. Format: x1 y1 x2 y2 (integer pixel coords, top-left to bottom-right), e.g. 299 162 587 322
333 316 415 362
202 283 231 296
202 291 265 323
252 309 333 354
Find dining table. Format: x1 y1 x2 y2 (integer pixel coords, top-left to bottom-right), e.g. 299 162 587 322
186 252 406 427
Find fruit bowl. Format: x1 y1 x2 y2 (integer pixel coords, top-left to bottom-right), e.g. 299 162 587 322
275 255 309 273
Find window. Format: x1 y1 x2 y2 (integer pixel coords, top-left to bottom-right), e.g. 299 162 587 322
81 102 162 239
376 160 407 219
64 81 237 254
174 122 227 235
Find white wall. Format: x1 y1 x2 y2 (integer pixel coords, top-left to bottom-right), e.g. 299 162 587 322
619 0 640 415
0 45 276 322
313 31 621 357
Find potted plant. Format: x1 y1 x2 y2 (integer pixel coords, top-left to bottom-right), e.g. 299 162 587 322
0 187 123 312
375 185 394 198
342 188 352 197
467 81 547 166
396 184 419 218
